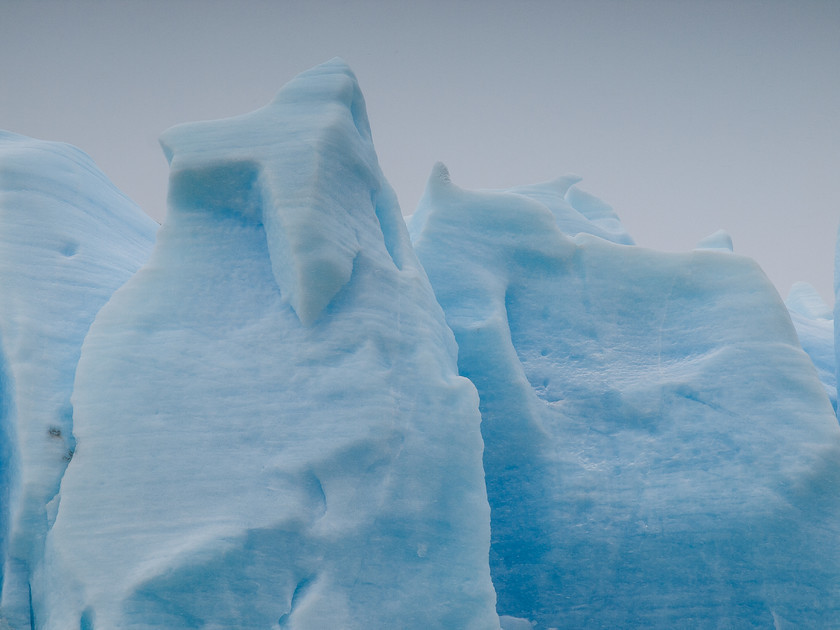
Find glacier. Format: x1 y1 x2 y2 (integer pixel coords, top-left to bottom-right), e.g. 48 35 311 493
2 59 840 629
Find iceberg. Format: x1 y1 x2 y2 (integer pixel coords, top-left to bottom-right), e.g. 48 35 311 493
35 60 497 629
2 58 840 629
0 132 157 628
410 165 840 627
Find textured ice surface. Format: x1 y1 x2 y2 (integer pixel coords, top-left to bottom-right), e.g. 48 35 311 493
37 60 497 630
0 132 157 628
411 165 840 628
786 282 836 413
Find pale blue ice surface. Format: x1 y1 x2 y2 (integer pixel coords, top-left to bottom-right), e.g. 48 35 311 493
411 164 840 628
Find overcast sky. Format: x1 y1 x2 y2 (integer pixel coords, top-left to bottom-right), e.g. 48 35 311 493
2 0 838 303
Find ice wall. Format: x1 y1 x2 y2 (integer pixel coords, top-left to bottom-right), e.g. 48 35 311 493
0 132 158 628
411 165 840 628
37 60 498 630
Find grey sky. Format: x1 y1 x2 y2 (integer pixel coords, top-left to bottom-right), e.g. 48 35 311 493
2 0 839 303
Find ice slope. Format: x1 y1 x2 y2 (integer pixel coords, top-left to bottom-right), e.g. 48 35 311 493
0 132 158 628
786 282 836 413
37 60 498 629
411 164 840 628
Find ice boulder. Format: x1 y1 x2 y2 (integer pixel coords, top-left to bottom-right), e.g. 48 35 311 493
0 132 157 628
786 282 836 413
411 165 840 628
37 60 498 629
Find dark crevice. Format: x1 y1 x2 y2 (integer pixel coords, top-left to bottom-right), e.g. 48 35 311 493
80 606 94 630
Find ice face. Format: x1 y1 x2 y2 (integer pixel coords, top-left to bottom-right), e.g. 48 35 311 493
37 60 498 629
159 58 396 327
786 281 836 413
410 165 840 628
0 132 157 628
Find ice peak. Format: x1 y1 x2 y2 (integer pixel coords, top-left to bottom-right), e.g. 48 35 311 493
159 59 388 326
695 229 734 252
429 161 453 189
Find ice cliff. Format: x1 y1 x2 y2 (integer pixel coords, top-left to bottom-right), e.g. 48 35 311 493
2 60 840 629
